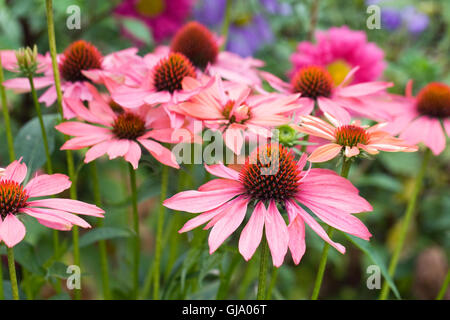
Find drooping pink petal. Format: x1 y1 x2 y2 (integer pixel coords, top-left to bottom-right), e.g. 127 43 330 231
61 134 112 150
198 179 243 191
337 81 392 97
423 117 446 156
317 97 351 124
24 174 71 198
27 198 104 217
204 163 240 181
138 139 180 169
285 203 306 265
163 187 243 213
0 214 26 247
264 201 289 267
178 202 230 233
107 139 130 160
286 200 345 254
1 159 27 184
20 207 90 229
238 201 265 261
84 140 113 164
55 122 111 137
124 141 142 169
208 197 248 254
308 143 342 163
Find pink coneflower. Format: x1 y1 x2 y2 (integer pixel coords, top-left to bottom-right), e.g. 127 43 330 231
0 159 104 247
289 26 385 85
55 83 182 169
169 21 264 87
114 0 193 43
298 113 417 163
384 82 450 155
170 75 305 154
164 143 372 267
2 41 139 119
261 65 393 122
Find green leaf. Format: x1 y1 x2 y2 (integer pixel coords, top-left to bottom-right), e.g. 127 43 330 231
78 227 134 248
13 241 46 276
14 114 58 174
121 18 153 46
46 262 70 280
345 234 401 299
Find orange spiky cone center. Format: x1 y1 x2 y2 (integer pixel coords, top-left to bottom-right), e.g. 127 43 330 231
0 180 28 217
335 125 369 147
59 40 103 82
416 82 450 118
153 53 196 93
291 66 334 99
240 144 300 203
170 21 219 70
112 112 146 140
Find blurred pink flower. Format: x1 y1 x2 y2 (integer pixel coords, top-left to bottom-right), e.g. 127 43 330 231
384 82 450 155
289 26 385 85
298 113 417 163
55 83 185 169
114 0 193 43
164 144 372 267
0 159 104 247
261 65 393 123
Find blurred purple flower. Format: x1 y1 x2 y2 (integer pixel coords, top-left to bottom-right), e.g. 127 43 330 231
193 0 274 57
402 6 429 34
193 0 226 27
260 0 292 16
381 8 402 31
227 14 274 57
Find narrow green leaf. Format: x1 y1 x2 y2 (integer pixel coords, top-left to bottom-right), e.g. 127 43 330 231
78 227 134 248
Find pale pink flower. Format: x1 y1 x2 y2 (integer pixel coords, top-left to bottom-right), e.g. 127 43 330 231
261 65 393 123
2 41 140 119
289 26 385 85
384 82 450 155
298 113 417 163
55 83 183 169
170 75 305 154
0 159 104 247
164 143 372 267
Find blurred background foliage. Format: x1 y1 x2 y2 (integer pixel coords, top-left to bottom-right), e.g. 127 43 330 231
0 0 448 299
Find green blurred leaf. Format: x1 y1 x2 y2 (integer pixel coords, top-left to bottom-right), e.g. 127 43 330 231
14 114 58 175
78 227 134 248
46 261 70 280
121 18 153 46
13 241 46 276
345 234 401 299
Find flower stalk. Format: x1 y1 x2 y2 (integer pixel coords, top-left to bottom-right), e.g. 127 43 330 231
257 237 269 300
379 148 432 300
128 164 140 299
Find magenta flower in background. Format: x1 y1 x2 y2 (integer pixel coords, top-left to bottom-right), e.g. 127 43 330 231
0 159 104 247
164 144 372 267
114 0 193 43
289 26 386 86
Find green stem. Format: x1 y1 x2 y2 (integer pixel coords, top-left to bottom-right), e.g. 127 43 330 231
216 251 241 299
153 165 169 300
91 162 111 299
45 0 80 299
128 164 140 299
0 57 15 162
220 0 233 50
436 270 450 300
267 267 279 300
379 148 432 300
307 0 320 41
7 247 19 300
257 237 269 300
311 157 351 300
0 258 3 300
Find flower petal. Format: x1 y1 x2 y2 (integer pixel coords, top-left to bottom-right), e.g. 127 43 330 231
27 198 104 217
264 201 289 267
238 201 266 261
0 214 26 247
24 174 71 198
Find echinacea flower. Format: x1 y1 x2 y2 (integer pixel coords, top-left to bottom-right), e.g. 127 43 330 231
169 21 264 87
262 65 393 122
171 75 304 154
114 0 193 43
0 159 104 247
55 83 182 169
164 143 373 267
298 113 417 163
3 40 138 119
289 26 385 85
384 82 450 155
